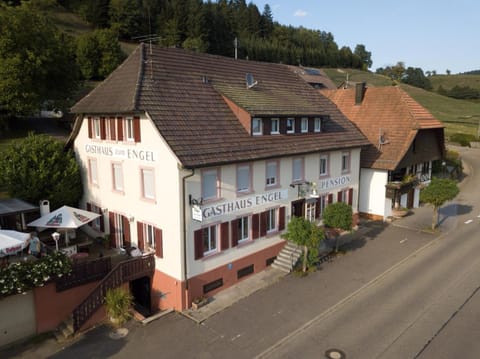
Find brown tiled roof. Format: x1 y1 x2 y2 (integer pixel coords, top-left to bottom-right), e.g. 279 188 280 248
322 86 444 170
72 44 369 168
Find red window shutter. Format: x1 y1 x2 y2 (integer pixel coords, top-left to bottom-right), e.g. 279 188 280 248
109 212 116 248
220 222 229 250
87 117 93 138
100 117 106 139
194 229 204 260
279 118 287 134
117 117 124 141
348 188 353 206
109 117 116 140
133 116 141 142
328 193 333 205
260 211 268 237
252 214 260 240
123 215 131 248
155 228 163 258
315 198 321 218
308 118 314 133
99 214 104 232
137 221 144 251
337 191 342 203
279 206 286 230
230 219 239 247
262 119 270 135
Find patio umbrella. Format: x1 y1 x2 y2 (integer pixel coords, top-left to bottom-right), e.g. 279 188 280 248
0 230 30 257
27 205 100 246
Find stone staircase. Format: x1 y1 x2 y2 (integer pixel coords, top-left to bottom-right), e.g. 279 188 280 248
271 241 302 273
54 315 74 342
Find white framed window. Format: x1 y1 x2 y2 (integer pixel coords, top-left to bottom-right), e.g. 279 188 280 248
318 195 327 218
301 117 308 133
286 118 295 134
342 152 350 173
125 118 134 141
90 203 102 230
141 168 155 200
266 160 278 187
252 118 263 135
266 208 277 232
314 117 322 132
112 163 124 191
93 118 101 138
202 224 218 255
202 169 219 200
271 118 280 134
319 154 329 176
237 216 250 243
306 201 316 222
88 158 98 185
292 157 304 182
106 118 116 140
143 223 156 249
236 164 251 193
339 188 349 203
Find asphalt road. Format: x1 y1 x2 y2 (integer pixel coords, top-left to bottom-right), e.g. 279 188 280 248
259 146 480 359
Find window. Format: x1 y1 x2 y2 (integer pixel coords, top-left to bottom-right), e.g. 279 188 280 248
286 118 295 134
306 201 316 222
202 169 219 200
89 203 102 230
338 188 349 203
141 168 155 200
202 225 218 255
318 195 327 218
106 118 116 140
144 223 156 249
266 161 278 187
301 118 308 133
266 208 277 232
93 118 101 138
292 157 304 182
88 158 98 185
319 154 329 176
342 152 350 173
112 163 124 191
237 216 250 243
271 118 280 134
125 118 134 141
314 117 322 132
252 118 262 135
236 164 251 193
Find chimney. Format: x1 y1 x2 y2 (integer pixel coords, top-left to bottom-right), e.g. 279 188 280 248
355 82 366 105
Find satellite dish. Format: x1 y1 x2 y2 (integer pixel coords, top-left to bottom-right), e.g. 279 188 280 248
246 73 258 89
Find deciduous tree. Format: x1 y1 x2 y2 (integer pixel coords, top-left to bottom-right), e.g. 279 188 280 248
323 202 353 252
0 133 83 210
420 178 459 230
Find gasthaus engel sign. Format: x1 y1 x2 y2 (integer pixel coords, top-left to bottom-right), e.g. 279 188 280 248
200 189 288 220
85 143 157 163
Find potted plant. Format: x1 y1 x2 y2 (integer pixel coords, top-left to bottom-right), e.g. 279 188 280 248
191 295 208 310
105 287 133 331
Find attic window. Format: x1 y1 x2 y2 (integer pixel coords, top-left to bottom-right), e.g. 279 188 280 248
314 117 322 132
252 118 262 135
286 118 295 134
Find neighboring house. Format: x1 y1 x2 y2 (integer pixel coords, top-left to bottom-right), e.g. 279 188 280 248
323 83 445 220
68 44 369 312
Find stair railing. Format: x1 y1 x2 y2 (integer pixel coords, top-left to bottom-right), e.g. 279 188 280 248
72 253 155 332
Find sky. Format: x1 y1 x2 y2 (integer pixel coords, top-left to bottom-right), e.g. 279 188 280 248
252 0 479 74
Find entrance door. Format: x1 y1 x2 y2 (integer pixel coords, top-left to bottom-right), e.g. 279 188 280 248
291 199 305 218
407 189 414 208
130 276 152 317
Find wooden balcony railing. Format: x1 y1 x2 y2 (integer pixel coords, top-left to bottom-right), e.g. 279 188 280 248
72 253 155 332
56 257 112 292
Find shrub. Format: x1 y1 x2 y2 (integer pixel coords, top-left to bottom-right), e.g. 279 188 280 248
105 287 133 327
449 133 476 147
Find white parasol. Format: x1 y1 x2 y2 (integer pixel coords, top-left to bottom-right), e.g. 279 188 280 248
27 205 100 246
0 230 30 257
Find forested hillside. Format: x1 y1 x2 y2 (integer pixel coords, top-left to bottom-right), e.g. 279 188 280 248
59 0 371 69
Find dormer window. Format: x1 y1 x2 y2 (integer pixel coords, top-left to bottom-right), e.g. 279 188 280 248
301 118 308 133
252 118 262 135
314 117 322 132
271 118 280 134
286 118 295 134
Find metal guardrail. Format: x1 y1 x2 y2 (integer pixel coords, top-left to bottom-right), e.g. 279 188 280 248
56 257 112 292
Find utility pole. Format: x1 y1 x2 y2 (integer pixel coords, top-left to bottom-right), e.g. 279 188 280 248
234 37 238 60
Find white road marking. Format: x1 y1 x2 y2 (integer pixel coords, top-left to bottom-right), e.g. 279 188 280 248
465 219 473 224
